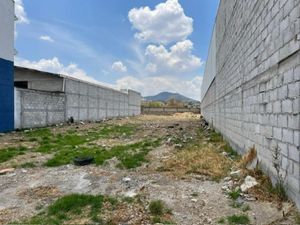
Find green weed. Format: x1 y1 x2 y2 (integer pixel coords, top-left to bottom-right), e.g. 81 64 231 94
217 218 225 224
228 189 240 200
210 130 223 142
149 200 164 216
45 139 160 168
227 214 250 224
19 162 36 168
21 194 105 224
0 146 27 163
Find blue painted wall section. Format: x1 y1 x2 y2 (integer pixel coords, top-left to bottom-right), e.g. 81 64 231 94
0 58 14 132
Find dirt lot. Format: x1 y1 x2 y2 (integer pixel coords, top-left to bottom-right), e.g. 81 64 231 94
0 114 298 224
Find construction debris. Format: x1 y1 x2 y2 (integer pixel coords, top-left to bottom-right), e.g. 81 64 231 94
241 176 258 192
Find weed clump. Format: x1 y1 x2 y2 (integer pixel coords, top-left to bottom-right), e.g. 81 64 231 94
227 214 250 224
149 200 173 224
228 189 240 200
149 200 164 216
0 146 27 163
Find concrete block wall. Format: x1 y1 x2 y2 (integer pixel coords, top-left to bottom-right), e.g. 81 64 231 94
128 90 141 116
14 88 65 129
201 0 300 207
14 67 142 128
64 78 141 122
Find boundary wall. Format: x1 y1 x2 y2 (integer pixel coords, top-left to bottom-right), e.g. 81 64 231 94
201 0 300 207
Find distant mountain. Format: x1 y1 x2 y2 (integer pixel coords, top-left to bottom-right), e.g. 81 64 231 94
144 92 199 103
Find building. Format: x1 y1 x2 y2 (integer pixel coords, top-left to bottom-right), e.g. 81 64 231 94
201 0 300 207
14 66 141 129
0 0 141 130
0 0 15 132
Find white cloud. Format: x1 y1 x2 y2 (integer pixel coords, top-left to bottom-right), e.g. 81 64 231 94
145 40 204 74
111 61 127 73
39 35 54 43
128 0 193 44
116 75 203 101
15 0 29 24
15 57 114 88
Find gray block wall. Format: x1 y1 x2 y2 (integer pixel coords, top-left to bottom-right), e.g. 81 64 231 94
14 67 142 128
64 79 141 122
14 88 65 129
201 0 300 207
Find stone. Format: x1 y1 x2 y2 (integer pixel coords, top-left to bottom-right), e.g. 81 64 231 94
122 177 131 183
0 168 15 175
222 151 229 156
174 144 183 148
191 198 198 203
223 177 231 182
240 176 258 192
230 170 242 178
124 190 137 198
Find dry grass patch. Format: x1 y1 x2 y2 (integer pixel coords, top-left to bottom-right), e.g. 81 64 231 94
162 122 239 180
18 186 62 203
164 145 234 180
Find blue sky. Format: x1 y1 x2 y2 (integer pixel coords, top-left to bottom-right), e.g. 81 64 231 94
15 0 219 100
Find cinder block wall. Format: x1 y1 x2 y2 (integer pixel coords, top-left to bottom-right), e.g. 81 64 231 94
201 0 300 207
15 88 65 129
14 68 142 129
64 79 141 122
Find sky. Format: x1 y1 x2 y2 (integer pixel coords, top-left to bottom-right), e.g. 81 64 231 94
14 0 219 100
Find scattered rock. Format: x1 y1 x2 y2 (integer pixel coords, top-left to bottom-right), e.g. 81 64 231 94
166 137 173 144
236 197 245 205
241 176 258 192
174 144 183 148
80 121 85 125
191 198 198 203
244 195 257 201
230 170 242 178
124 190 137 198
0 168 15 175
122 177 132 183
223 177 231 182
222 152 229 156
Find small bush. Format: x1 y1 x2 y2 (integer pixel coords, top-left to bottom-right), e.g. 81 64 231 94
149 200 164 216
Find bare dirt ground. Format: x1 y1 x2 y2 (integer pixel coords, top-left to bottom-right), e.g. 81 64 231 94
0 114 298 225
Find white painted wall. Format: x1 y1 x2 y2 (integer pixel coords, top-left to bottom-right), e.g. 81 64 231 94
14 88 21 129
201 26 216 100
0 0 14 61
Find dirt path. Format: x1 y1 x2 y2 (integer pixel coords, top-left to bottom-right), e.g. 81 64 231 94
0 114 296 224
